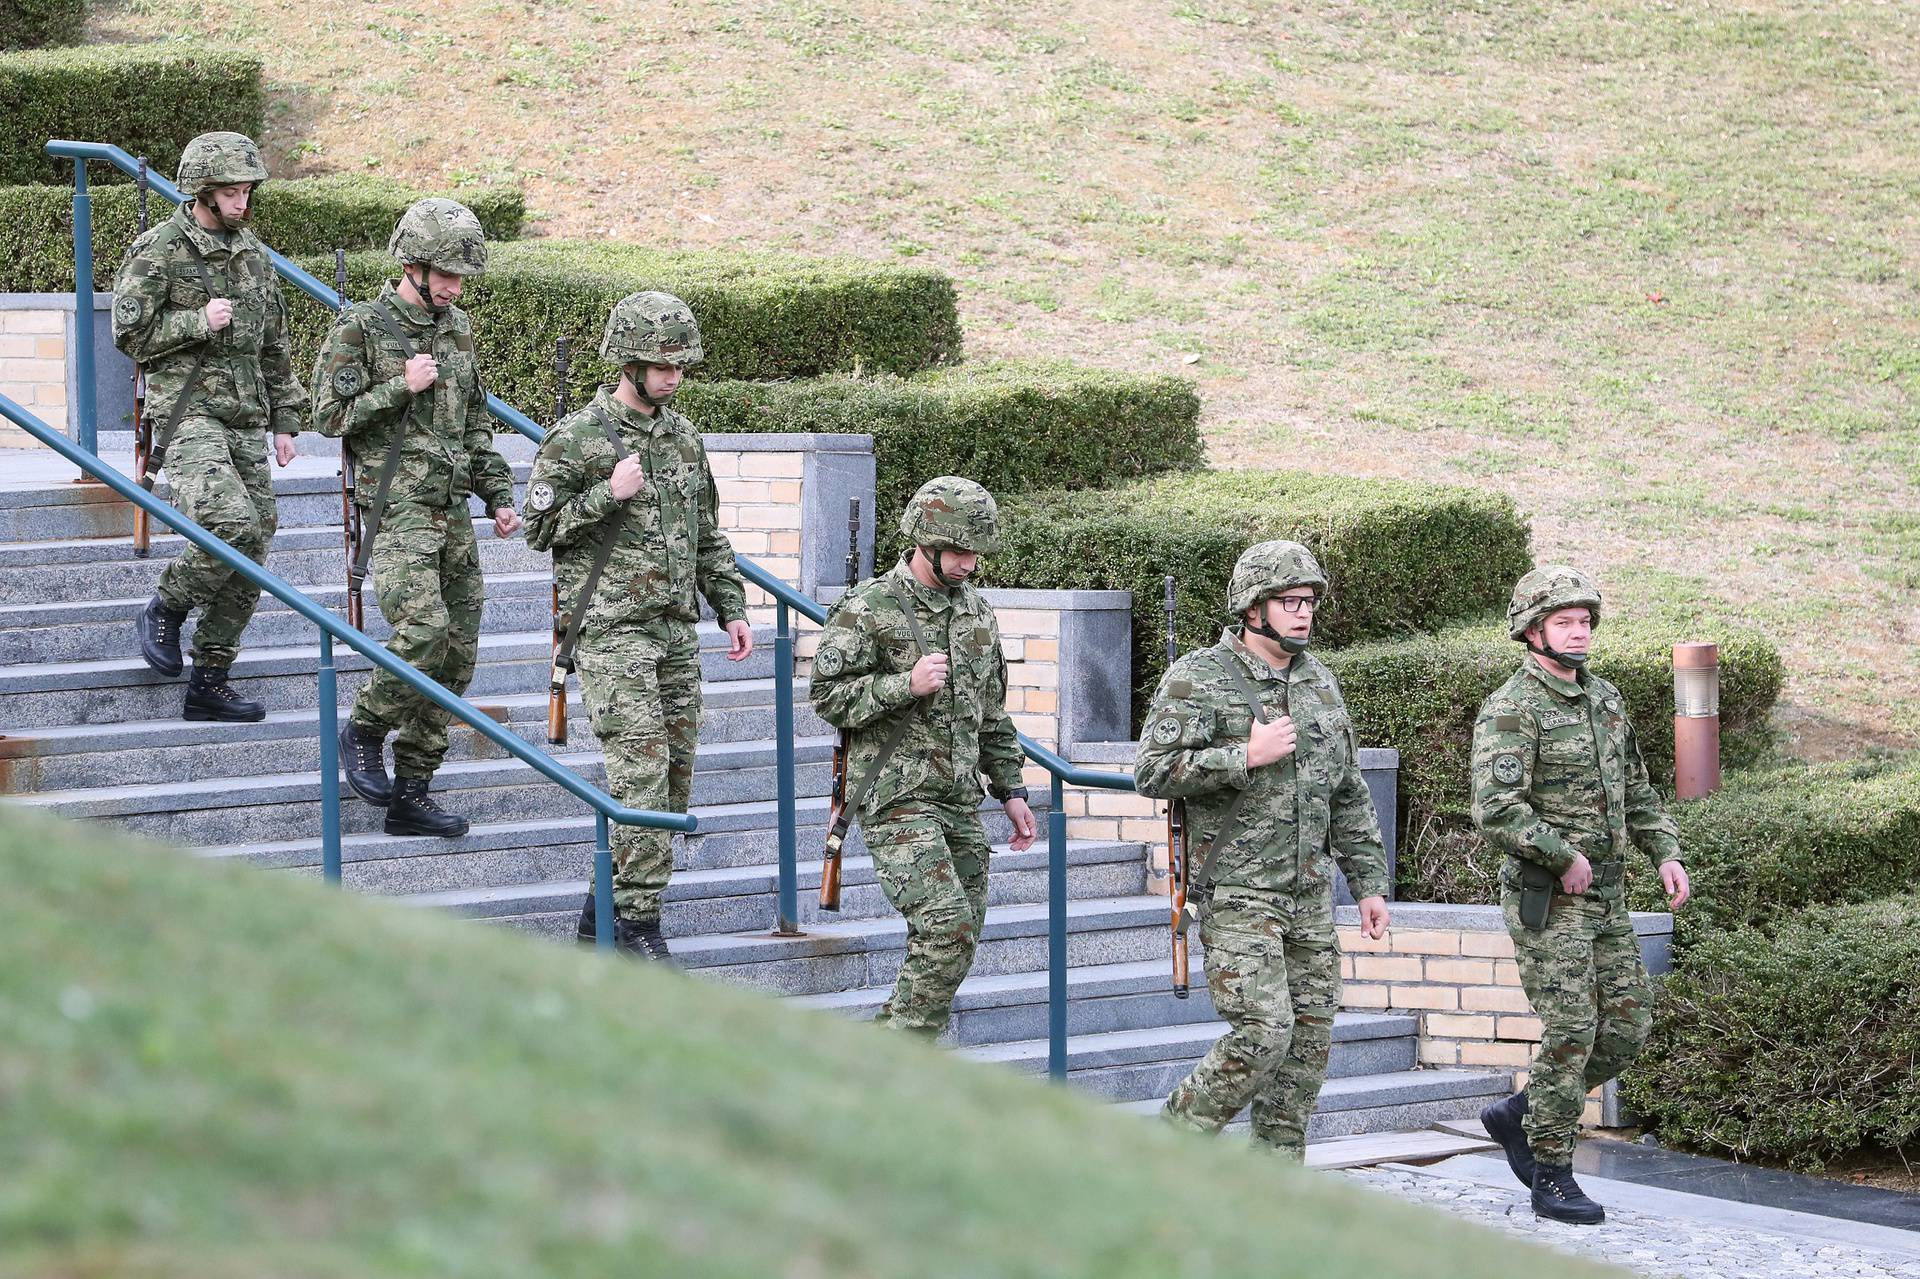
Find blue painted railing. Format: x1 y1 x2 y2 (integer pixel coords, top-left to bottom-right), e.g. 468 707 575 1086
46 138 1140 1078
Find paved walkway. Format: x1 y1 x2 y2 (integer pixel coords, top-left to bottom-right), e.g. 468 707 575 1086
1344 1155 1920 1279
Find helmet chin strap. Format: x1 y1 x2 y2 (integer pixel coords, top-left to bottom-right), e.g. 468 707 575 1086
925 547 961 589
628 363 676 408
1529 642 1588 670
1244 607 1310 654
197 188 253 233
404 266 448 315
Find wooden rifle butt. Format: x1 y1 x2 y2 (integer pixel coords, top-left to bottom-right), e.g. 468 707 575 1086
546 675 568 745
1172 930 1189 999
818 829 844 912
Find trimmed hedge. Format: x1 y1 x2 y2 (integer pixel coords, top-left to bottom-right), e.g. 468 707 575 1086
0 175 525 292
1623 891 1920 1169
1 0 86 50
988 470 1533 722
0 45 261 185
290 242 962 392
1627 755 1920 944
1327 620 1783 902
683 363 1203 552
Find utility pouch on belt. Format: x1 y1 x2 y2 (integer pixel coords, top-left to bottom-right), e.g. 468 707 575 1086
1516 859 1556 931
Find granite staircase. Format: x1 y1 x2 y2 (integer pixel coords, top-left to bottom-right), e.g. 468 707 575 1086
0 450 1510 1136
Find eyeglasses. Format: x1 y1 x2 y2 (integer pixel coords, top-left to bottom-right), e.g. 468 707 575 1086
1271 595 1320 615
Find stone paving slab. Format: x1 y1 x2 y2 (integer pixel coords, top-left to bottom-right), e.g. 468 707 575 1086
1343 1155 1920 1279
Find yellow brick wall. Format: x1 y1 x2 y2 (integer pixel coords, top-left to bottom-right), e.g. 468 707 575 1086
712 447 806 623
0 308 70 446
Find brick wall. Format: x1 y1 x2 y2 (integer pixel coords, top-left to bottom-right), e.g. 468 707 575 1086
714 447 805 619
0 306 69 446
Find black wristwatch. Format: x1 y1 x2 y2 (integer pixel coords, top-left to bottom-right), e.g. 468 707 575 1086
993 786 1030 805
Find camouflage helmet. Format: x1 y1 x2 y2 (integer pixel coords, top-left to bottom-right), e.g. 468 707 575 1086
1227 541 1328 616
387 198 489 276
1507 565 1602 640
175 131 269 197
601 291 704 367
900 476 1000 554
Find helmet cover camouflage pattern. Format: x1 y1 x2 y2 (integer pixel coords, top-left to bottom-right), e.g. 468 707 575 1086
387 198 489 275
1227 540 1327 616
1507 565 1603 640
175 131 268 197
900 476 1000 554
600 291 704 367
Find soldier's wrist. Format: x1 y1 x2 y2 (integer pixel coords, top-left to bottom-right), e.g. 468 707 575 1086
992 785 1029 805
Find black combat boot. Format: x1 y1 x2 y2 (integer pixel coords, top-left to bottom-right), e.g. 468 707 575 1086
1479 1090 1535 1188
614 916 672 963
1532 1163 1605 1225
136 596 188 676
183 665 265 722
576 892 597 947
339 721 392 807
385 775 468 838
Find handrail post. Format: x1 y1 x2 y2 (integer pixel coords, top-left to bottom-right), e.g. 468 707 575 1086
774 598 799 935
70 158 98 464
317 632 342 884
594 814 615 953
1048 772 1068 1082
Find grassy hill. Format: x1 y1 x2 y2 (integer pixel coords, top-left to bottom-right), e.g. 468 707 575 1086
88 0 1920 756
0 806 1618 1278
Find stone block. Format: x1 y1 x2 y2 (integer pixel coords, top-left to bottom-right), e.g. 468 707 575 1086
1460 985 1532 1013
1460 931 1516 959
1342 983 1389 1010
1388 984 1458 1011
1461 1040 1533 1067
1391 929 1461 956
1352 955 1422 983
1425 958 1494 985
1336 926 1393 954
1425 1013 1495 1040
1418 1039 1459 1066
1496 1014 1545 1042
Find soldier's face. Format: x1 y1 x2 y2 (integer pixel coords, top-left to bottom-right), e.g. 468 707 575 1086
206 183 253 225
641 363 683 401
1532 607 1592 655
1252 588 1317 640
419 268 465 307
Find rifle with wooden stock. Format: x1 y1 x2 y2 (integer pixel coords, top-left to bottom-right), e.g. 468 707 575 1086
129 158 152 558
335 249 364 629
546 337 571 744
818 496 861 912
1165 574 1191 998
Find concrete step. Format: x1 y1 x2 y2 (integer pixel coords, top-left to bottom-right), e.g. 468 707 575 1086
400 839 1144 934
0 681 830 792
493 894 1180 998
962 1011 1418 1100
9 736 837 846
1112 1069 1515 1141
0 625 776 728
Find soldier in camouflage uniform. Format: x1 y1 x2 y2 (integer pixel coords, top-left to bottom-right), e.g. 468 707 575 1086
524 292 753 959
1471 566 1691 1225
118 131 305 722
809 478 1037 1035
312 199 520 838
1135 541 1391 1160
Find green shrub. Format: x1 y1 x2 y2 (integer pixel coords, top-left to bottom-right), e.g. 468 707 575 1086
988 470 1533 723
1327 620 1783 902
683 363 1203 551
0 45 261 185
0 175 524 292
0 0 86 50
290 242 962 393
1623 891 1920 1170
1625 754 1920 944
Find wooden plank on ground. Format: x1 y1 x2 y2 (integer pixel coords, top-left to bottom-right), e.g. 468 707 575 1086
1307 1128 1498 1171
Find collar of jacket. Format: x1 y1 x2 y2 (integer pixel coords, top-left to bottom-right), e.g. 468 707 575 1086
593 385 682 440
1217 625 1296 683
1522 651 1588 701
888 556 958 614
172 202 243 261
378 279 455 334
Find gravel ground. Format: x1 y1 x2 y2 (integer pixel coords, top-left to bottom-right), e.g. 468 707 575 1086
1343 1165 1920 1279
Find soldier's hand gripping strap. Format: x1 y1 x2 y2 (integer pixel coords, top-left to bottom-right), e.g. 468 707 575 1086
549 402 632 692
351 300 429 590
140 234 218 491
1174 647 1270 936
823 578 931 856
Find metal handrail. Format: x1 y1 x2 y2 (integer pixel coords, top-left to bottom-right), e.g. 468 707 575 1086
49 136 1143 1073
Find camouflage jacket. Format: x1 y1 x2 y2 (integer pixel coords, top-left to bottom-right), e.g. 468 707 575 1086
309 282 515 514
522 387 746 634
809 559 1025 815
1470 654 1682 900
111 204 305 434
1135 629 1390 903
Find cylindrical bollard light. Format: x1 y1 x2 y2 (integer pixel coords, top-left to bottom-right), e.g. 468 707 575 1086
1673 641 1721 800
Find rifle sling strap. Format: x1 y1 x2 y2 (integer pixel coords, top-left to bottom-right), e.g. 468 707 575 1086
827 578 932 842
1184 646 1276 912
352 300 426 582
141 234 219 490
550 402 632 684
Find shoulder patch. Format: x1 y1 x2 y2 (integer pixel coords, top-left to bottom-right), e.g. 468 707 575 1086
813 645 845 677
113 294 144 325
1492 753 1524 785
1150 715 1183 745
527 481 555 512
1494 715 1522 732
332 364 366 398
1167 679 1192 699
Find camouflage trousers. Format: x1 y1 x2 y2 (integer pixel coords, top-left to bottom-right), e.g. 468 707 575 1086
350 502 484 778
863 793 993 1036
154 418 277 670
1503 888 1654 1165
1163 888 1340 1158
577 619 702 923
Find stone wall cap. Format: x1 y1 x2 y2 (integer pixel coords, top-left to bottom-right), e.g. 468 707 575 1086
701 432 873 453
978 587 1133 609
0 292 113 310
1332 901 1673 934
